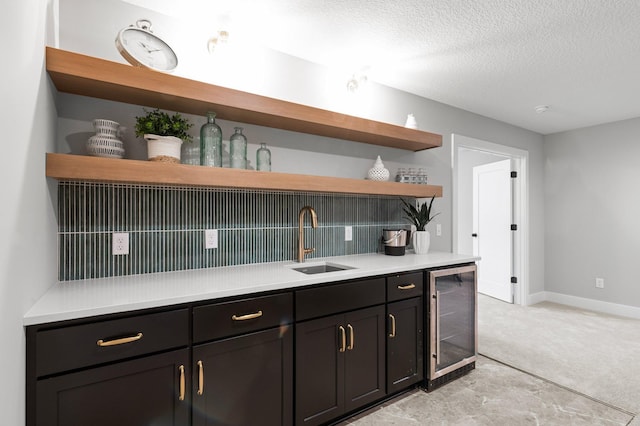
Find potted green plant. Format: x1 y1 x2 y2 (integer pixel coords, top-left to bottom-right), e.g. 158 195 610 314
401 195 439 254
135 108 193 163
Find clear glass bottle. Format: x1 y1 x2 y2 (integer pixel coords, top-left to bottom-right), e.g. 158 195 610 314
200 112 222 167
230 127 248 169
181 137 200 165
256 143 271 171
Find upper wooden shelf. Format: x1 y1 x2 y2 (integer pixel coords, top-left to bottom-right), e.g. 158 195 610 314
46 47 442 152
46 153 443 198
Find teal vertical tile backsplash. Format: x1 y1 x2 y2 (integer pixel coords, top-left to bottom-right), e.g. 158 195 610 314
58 182 411 281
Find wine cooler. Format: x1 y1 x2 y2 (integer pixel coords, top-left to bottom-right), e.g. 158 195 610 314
424 263 477 391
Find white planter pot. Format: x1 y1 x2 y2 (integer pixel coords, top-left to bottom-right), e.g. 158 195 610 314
145 134 183 163
412 230 431 254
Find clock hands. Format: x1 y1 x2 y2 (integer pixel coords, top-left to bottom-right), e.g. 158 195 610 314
139 41 161 53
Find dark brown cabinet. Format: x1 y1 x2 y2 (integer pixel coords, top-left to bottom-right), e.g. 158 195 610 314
192 293 293 426
28 309 190 426
192 328 293 426
386 272 424 394
295 277 387 426
35 348 190 426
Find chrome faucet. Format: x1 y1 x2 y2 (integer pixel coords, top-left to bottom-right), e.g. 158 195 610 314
297 206 318 262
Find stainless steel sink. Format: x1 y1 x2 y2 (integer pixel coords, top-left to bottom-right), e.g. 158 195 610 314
292 262 355 274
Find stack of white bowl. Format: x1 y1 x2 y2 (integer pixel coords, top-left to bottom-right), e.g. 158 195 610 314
86 119 125 159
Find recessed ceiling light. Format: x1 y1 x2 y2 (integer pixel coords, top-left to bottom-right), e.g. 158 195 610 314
534 105 550 114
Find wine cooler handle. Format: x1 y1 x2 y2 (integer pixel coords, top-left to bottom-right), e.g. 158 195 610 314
436 291 441 363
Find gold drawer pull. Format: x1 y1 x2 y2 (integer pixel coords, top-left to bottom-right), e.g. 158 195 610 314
389 314 396 338
338 326 346 352
347 324 354 350
397 283 416 290
197 360 204 395
231 310 263 321
178 365 185 401
96 332 143 347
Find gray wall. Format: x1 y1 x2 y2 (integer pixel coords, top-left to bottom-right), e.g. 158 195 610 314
0 0 58 424
544 117 640 308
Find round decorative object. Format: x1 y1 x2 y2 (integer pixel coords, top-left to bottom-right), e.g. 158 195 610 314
115 19 178 72
367 155 390 181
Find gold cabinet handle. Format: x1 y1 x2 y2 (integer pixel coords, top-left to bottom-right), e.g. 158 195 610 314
231 310 263 321
96 332 143 347
197 360 204 396
338 326 346 352
347 324 354 351
397 283 416 290
389 314 396 338
178 365 185 401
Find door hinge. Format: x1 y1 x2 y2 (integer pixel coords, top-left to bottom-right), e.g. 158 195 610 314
510 224 518 231
511 277 518 284
511 171 518 178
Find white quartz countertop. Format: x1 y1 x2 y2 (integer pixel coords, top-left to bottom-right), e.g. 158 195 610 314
24 252 478 326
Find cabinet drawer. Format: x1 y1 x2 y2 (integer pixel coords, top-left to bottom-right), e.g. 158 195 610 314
36 309 188 377
387 272 423 302
193 292 293 343
296 277 385 321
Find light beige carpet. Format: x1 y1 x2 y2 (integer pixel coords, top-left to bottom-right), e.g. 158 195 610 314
478 294 640 415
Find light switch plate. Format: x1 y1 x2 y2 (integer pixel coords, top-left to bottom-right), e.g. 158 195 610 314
345 226 353 241
595 278 604 288
436 224 442 236
205 229 218 249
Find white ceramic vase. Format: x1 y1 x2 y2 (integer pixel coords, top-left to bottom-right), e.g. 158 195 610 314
412 230 430 254
145 134 183 163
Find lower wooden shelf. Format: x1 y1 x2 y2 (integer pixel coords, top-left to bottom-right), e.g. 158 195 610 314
45 153 442 198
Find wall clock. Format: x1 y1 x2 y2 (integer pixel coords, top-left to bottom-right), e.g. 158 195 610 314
115 19 178 72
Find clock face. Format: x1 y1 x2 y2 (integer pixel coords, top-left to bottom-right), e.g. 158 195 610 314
116 27 178 72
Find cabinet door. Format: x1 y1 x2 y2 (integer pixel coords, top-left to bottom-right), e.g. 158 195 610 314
343 305 386 413
36 349 189 426
387 297 423 394
192 326 293 426
295 313 345 426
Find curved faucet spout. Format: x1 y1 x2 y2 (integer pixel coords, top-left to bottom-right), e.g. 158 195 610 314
297 206 318 262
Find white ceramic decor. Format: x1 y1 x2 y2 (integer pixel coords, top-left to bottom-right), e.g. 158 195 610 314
145 134 183 163
412 230 431 254
367 156 390 181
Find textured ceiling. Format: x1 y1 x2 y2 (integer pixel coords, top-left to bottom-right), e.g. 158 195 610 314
123 1 640 134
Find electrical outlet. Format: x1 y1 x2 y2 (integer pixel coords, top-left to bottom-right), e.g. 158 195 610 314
112 232 129 255
436 223 442 237
595 278 604 289
345 226 353 241
205 229 218 249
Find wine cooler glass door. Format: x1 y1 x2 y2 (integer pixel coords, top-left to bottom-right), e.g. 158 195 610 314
429 264 477 379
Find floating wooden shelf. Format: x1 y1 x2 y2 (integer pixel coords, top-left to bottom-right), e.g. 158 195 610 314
46 153 443 198
46 47 442 152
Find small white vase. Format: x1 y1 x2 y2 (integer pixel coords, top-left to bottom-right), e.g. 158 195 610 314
412 230 431 254
367 155 390 181
145 134 183 163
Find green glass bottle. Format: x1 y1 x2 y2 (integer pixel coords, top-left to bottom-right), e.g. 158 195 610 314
200 112 222 167
230 127 248 169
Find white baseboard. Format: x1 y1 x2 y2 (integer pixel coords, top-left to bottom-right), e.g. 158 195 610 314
527 291 640 320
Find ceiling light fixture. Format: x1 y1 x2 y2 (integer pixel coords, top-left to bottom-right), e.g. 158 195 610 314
207 30 230 54
346 72 368 94
534 105 550 114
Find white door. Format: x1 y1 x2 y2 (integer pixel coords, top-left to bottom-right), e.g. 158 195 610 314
473 159 513 303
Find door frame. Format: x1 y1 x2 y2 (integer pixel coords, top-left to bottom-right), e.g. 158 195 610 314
452 134 529 306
